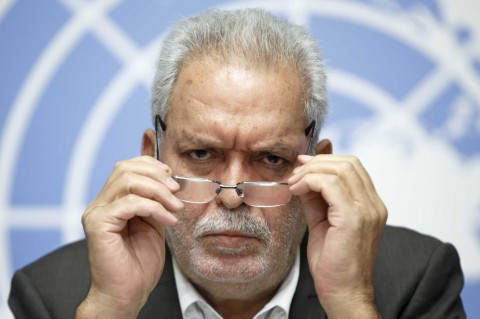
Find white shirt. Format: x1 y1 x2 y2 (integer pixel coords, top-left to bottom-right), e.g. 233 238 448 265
172 249 300 319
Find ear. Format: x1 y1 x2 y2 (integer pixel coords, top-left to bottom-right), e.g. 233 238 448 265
315 139 333 155
141 129 156 157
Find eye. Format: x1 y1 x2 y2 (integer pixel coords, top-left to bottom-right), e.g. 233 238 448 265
263 154 285 166
188 149 211 161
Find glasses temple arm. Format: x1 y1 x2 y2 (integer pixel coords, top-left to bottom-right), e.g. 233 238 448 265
304 120 316 155
155 115 167 160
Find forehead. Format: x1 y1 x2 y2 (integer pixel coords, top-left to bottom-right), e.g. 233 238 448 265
166 57 305 148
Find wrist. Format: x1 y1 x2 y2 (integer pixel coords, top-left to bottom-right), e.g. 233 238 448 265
323 302 380 319
319 288 380 319
75 288 144 319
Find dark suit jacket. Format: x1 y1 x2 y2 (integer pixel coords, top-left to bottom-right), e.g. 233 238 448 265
9 226 465 318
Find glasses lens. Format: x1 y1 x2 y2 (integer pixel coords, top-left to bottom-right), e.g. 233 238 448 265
240 183 292 207
173 177 219 204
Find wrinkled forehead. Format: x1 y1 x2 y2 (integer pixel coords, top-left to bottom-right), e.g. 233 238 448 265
166 57 306 136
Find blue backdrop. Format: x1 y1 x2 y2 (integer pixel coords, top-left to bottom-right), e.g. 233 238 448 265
1 0 479 317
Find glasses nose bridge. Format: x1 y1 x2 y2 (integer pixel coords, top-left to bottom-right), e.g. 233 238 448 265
216 183 245 198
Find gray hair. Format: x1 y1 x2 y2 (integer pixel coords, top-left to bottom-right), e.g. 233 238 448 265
151 8 328 141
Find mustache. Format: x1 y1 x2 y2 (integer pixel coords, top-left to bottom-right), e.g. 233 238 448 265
193 207 271 244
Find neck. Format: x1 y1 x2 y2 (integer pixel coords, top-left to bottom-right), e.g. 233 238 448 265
195 282 279 319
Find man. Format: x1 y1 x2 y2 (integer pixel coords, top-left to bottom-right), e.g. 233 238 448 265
9 8 465 319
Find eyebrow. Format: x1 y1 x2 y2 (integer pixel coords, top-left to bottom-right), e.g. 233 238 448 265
173 131 301 159
173 132 224 149
251 143 300 160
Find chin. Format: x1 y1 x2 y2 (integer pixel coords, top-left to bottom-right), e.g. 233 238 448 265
189 245 271 284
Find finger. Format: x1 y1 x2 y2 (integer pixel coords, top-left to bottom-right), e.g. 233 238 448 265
322 156 387 224
290 157 387 231
99 162 181 207
83 194 178 235
291 155 386 222
109 172 184 212
290 172 354 213
297 154 314 164
108 157 179 192
131 155 178 179
290 161 363 199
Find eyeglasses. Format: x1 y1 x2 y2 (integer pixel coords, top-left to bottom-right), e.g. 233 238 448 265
172 175 292 207
154 115 316 207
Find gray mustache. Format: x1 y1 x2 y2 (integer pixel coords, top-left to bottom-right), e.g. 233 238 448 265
193 207 271 244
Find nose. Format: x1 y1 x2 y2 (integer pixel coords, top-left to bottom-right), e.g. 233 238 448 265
215 185 244 209
214 165 246 209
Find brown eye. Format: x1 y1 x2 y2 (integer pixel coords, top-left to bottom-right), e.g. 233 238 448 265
189 150 211 161
263 154 285 166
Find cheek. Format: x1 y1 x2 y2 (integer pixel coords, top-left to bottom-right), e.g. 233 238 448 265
166 210 197 257
170 202 224 238
174 204 205 226
265 200 306 242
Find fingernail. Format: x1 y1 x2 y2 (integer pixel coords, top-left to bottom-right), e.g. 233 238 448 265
166 176 179 189
171 195 184 209
298 154 313 161
167 213 178 224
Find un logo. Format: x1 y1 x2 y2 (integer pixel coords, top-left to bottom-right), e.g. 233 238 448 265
0 0 479 317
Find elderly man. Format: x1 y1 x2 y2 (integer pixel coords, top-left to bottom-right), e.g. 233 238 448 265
9 8 465 319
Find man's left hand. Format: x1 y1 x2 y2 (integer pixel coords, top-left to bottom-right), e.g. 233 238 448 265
288 154 387 318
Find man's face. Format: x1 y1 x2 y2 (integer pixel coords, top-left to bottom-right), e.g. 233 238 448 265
159 57 308 295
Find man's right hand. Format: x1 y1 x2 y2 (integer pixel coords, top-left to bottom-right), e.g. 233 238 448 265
75 156 183 319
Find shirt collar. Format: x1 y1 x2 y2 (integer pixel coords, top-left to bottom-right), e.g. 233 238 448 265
172 248 300 318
